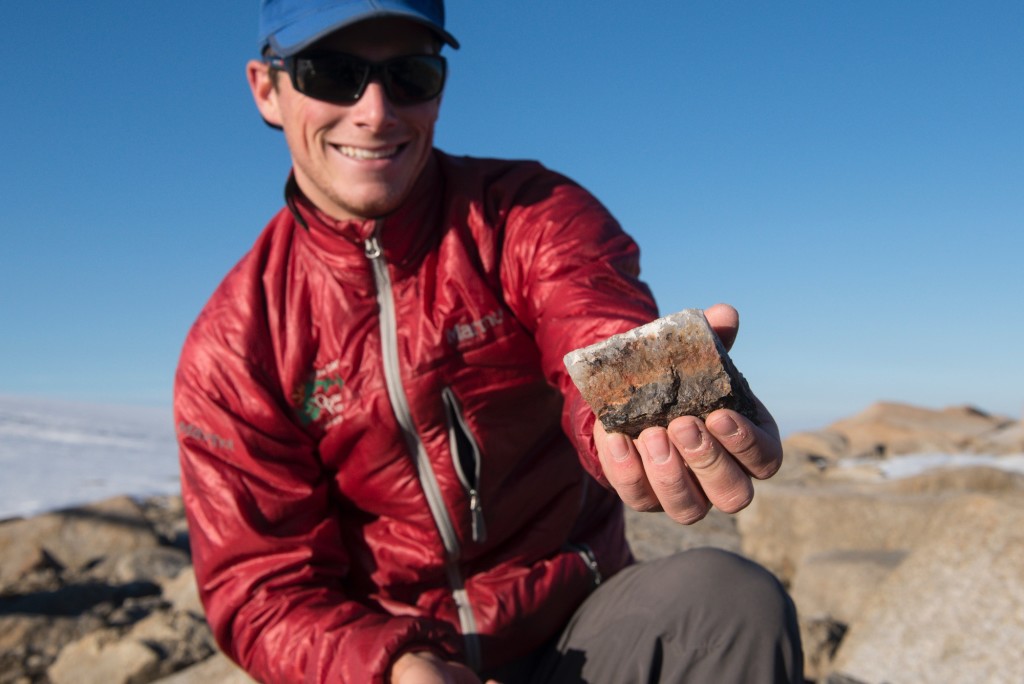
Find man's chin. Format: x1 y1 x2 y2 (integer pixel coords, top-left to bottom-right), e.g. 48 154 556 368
326 191 406 222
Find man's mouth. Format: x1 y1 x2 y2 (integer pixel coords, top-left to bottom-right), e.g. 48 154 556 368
336 144 403 160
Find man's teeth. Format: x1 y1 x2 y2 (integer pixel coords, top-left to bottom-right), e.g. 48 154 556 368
338 145 399 160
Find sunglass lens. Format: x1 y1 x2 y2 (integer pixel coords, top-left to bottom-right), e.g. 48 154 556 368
385 56 446 104
295 54 366 103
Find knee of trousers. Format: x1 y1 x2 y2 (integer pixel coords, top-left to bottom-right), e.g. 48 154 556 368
643 548 796 633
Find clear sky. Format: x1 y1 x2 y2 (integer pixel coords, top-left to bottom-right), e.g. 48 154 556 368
2 1 1022 434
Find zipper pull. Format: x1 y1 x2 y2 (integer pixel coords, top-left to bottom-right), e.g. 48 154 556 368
364 233 383 260
574 544 602 587
469 489 487 544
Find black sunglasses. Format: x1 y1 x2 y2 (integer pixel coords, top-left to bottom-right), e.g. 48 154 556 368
264 52 447 106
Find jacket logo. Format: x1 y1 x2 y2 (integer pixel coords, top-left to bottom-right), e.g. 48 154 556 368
293 360 345 428
446 309 504 345
177 421 234 452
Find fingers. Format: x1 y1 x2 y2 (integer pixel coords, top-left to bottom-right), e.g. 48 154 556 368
597 420 714 523
595 421 659 512
703 303 739 350
665 417 753 514
596 399 784 523
635 427 712 523
705 397 783 480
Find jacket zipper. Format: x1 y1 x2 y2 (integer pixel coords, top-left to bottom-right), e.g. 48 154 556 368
364 226 482 671
441 387 487 544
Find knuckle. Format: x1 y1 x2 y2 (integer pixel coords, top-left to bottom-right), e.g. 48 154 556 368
721 427 757 457
649 468 690 491
682 443 724 472
611 468 647 490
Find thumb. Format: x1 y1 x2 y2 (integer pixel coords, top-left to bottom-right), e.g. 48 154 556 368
703 303 739 351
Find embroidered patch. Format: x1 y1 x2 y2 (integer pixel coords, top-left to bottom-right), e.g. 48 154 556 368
293 360 346 429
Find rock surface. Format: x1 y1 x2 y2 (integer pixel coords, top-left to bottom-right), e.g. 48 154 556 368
0 496 231 684
829 495 1024 683
744 402 1024 682
563 309 758 437
2 401 1022 683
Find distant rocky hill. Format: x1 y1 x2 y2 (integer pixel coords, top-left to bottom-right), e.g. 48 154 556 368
1 402 1021 683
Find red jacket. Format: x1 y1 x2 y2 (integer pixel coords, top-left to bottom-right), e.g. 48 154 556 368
174 152 658 683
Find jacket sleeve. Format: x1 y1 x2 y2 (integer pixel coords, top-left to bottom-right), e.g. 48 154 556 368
174 293 460 684
497 168 660 485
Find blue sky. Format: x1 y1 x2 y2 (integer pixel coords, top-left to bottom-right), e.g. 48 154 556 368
2 1 1021 433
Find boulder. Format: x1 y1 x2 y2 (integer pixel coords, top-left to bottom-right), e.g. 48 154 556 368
790 549 907 682
126 610 217 676
43 603 216 684
829 495 1024 682
739 464 1024 584
160 566 204 618
0 613 104 681
737 481 949 584
790 549 907 628
47 628 160 684
87 546 192 585
0 496 159 588
738 462 1024 681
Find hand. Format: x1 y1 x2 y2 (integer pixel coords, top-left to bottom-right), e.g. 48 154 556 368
390 651 498 684
593 304 782 524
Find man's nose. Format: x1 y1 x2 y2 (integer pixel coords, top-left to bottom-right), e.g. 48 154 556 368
350 79 396 128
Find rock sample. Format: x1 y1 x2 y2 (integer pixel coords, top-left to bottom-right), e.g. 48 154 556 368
563 309 758 437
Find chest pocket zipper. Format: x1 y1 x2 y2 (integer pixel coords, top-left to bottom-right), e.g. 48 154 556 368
442 387 487 544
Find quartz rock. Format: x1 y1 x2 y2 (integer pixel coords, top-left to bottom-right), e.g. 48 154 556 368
563 309 758 437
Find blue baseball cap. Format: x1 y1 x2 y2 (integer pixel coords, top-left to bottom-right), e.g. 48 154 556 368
259 0 460 57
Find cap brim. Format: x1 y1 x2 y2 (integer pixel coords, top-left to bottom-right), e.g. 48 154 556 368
267 7 459 57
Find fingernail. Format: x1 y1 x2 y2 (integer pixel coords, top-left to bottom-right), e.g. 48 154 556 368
709 413 739 437
608 433 631 462
671 422 704 452
642 431 672 464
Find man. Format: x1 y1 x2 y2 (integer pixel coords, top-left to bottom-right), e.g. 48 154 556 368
174 2 803 682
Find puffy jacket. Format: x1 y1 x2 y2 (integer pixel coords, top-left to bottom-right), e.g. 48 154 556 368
174 151 658 683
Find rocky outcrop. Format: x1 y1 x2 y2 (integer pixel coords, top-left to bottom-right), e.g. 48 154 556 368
829 495 1024 683
0 491 737 683
0 496 253 684
741 402 1024 682
2 401 1021 683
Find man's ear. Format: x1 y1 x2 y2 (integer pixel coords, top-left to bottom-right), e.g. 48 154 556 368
247 59 284 128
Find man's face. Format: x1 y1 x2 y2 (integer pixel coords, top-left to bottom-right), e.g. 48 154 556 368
249 19 442 221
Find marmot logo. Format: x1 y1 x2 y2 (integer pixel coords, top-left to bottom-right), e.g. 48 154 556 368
446 309 504 345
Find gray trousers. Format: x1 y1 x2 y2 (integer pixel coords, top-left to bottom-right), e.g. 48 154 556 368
484 548 804 684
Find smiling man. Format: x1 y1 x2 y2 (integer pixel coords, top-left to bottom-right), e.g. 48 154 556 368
174 2 803 683
251 17 443 220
